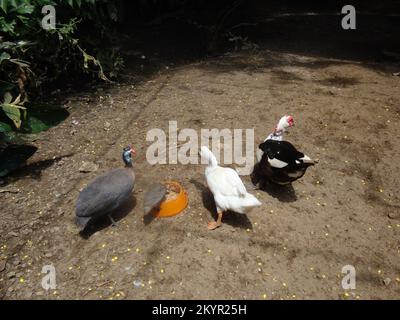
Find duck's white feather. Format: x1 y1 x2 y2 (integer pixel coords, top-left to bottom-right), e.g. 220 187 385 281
200 146 261 214
300 154 311 161
268 157 288 168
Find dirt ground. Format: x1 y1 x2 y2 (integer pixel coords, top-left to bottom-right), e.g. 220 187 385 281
1 5 400 300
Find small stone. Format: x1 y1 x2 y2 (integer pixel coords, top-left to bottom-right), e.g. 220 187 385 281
0 260 6 272
9 231 18 237
21 229 32 235
383 278 391 286
79 161 99 173
7 271 16 279
388 212 399 220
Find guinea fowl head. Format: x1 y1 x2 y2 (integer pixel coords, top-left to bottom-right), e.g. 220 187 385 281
122 145 136 167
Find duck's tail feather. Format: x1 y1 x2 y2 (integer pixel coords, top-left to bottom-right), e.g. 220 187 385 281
222 193 262 213
75 215 91 231
300 154 317 165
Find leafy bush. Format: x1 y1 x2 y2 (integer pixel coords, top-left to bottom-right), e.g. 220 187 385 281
0 0 123 136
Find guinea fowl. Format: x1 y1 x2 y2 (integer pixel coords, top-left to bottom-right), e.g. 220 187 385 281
254 116 316 185
75 146 136 231
200 146 261 230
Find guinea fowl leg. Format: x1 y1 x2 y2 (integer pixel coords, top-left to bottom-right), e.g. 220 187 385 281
207 212 223 230
108 214 117 227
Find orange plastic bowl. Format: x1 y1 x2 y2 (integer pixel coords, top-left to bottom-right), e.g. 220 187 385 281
154 181 188 218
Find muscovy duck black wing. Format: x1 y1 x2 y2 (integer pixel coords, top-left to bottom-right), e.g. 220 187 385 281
259 140 305 166
256 140 316 185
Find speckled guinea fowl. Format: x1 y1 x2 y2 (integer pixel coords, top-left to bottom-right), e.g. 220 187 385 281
75 146 136 231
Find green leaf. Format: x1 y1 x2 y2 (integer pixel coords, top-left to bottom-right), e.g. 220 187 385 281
3 92 12 104
9 58 30 68
0 52 11 65
22 103 69 134
0 120 12 133
15 4 34 15
0 0 7 13
1 104 21 128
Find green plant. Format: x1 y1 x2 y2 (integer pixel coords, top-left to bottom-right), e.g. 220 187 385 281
0 0 124 137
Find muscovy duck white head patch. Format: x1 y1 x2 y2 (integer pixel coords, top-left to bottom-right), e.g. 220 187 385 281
265 115 294 142
277 115 294 131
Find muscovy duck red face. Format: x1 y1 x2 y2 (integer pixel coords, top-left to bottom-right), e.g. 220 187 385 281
286 115 294 127
276 115 295 132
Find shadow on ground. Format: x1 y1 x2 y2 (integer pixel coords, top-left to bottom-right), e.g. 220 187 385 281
79 196 137 239
190 178 253 230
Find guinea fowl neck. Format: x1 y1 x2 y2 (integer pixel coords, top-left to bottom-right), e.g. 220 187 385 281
122 149 134 169
125 162 133 169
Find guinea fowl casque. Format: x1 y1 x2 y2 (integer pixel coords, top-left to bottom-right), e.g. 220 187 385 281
254 115 316 185
75 146 136 231
200 146 261 230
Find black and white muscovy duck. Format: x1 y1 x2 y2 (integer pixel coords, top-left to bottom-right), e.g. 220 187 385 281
253 115 316 185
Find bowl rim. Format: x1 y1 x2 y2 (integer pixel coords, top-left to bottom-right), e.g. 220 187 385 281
154 180 188 218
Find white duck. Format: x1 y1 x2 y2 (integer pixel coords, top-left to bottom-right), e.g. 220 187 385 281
200 146 262 230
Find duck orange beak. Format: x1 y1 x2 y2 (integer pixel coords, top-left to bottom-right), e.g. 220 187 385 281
131 147 137 156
